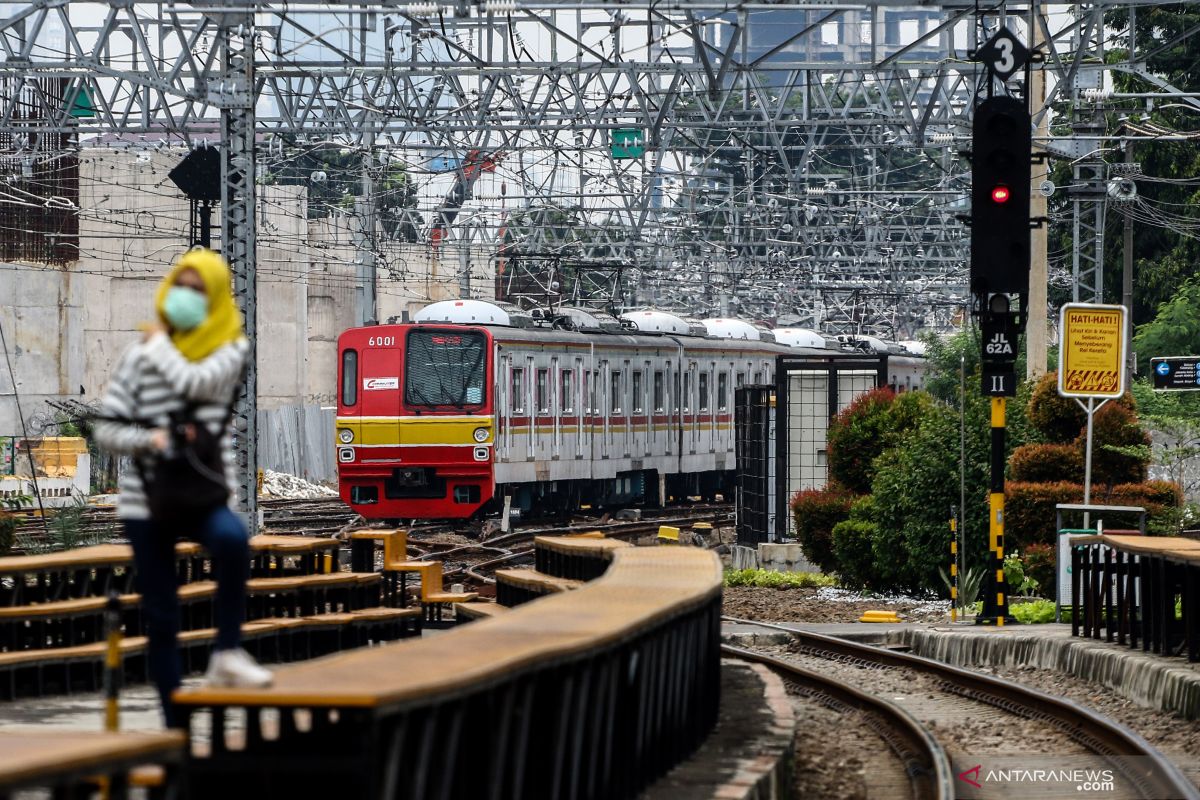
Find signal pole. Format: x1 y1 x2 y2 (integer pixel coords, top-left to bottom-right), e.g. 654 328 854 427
971 29 1032 625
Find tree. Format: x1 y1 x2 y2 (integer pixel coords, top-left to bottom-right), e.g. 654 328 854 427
1132 278 1200 377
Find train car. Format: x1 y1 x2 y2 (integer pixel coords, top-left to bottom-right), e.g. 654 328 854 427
335 300 923 521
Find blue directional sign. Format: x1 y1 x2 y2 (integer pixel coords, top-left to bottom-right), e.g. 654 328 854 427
1151 357 1200 391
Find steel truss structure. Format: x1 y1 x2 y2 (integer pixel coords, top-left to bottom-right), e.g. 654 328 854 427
0 0 1196 520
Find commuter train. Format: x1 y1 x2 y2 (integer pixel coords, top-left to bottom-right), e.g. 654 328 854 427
335 300 926 520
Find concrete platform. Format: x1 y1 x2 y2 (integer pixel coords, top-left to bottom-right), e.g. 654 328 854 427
722 620 1200 720
641 660 795 800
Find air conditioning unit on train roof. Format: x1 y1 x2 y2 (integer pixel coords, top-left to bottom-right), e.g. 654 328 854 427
618 309 693 335
772 328 828 349
413 299 531 327
701 318 761 341
555 306 625 332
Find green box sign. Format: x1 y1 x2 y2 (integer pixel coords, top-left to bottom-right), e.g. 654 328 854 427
612 128 645 159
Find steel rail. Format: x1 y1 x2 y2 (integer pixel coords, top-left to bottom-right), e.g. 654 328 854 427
722 643 954 800
723 617 1200 800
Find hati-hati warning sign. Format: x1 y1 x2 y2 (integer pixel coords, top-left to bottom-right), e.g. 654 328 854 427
1058 303 1127 398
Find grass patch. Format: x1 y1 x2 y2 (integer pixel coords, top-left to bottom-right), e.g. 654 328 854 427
724 569 837 589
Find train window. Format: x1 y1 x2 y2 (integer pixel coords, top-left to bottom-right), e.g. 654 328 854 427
341 349 358 406
536 369 550 414
653 371 664 412
683 372 692 411
590 370 599 413
405 329 486 408
718 373 728 410
560 370 574 413
511 368 525 413
631 371 643 412
699 372 709 411
736 372 744 387
611 371 622 413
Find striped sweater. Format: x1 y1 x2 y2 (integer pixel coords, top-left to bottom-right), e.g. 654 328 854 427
93 334 249 520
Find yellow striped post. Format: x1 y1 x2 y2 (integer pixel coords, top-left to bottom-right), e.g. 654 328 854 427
103 591 121 732
980 397 1011 626
950 516 958 623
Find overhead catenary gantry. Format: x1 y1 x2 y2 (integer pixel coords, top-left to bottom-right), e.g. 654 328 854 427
4 0 1188 331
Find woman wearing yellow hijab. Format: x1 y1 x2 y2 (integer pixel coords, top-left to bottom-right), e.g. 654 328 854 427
94 248 271 728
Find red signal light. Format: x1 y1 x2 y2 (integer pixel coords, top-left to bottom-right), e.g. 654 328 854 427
991 185 1011 204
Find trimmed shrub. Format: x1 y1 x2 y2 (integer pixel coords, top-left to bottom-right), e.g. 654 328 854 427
1004 481 1082 549
1027 372 1136 444
827 387 896 493
1104 480 1182 517
1028 373 1087 443
790 485 856 574
1005 480 1183 549
1009 444 1084 483
1076 402 1150 486
1022 543 1055 599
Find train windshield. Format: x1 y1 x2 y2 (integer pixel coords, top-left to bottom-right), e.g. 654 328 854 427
405 329 487 409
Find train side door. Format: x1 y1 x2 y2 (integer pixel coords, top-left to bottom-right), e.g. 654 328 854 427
691 364 700 455
359 336 401 446
574 355 586 460
599 360 611 462
526 355 536 461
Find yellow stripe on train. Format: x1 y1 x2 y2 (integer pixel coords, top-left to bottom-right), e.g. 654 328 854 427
336 417 493 447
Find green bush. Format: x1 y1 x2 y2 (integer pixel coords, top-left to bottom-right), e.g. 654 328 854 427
790 485 856 574
827 388 896 494
1009 444 1084 483
868 395 995 593
827 389 933 495
723 569 836 589
966 598 1057 623
1009 598 1057 624
831 518 880 589
1004 552 1039 597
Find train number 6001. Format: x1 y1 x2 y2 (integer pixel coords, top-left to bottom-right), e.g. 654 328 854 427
367 336 395 347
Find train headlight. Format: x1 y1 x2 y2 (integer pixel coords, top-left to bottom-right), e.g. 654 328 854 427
473 427 490 443
338 428 354 444
338 447 355 463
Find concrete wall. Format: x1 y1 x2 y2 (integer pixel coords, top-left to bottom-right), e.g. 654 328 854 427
0 146 500 441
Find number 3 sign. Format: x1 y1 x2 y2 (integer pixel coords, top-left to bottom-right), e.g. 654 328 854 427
976 27 1030 81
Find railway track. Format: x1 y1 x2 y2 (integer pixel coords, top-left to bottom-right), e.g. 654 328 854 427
723 618 1199 800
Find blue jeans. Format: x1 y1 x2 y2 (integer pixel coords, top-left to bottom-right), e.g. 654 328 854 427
124 505 250 728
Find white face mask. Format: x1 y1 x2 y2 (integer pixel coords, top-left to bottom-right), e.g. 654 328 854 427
163 286 209 331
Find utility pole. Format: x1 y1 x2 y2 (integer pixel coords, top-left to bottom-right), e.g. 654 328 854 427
1026 5 1049 380
356 156 377 326
1122 140 1135 384
217 12 259 532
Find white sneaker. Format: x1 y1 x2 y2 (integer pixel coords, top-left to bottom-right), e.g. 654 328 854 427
204 648 273 689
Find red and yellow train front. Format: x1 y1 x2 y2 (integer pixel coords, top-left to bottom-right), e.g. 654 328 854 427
336 324 495 519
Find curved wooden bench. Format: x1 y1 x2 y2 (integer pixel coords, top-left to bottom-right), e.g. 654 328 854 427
455 601 508 623
495 568 583 607
534 535 633 580
174 545 723 799
0 730 184 796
